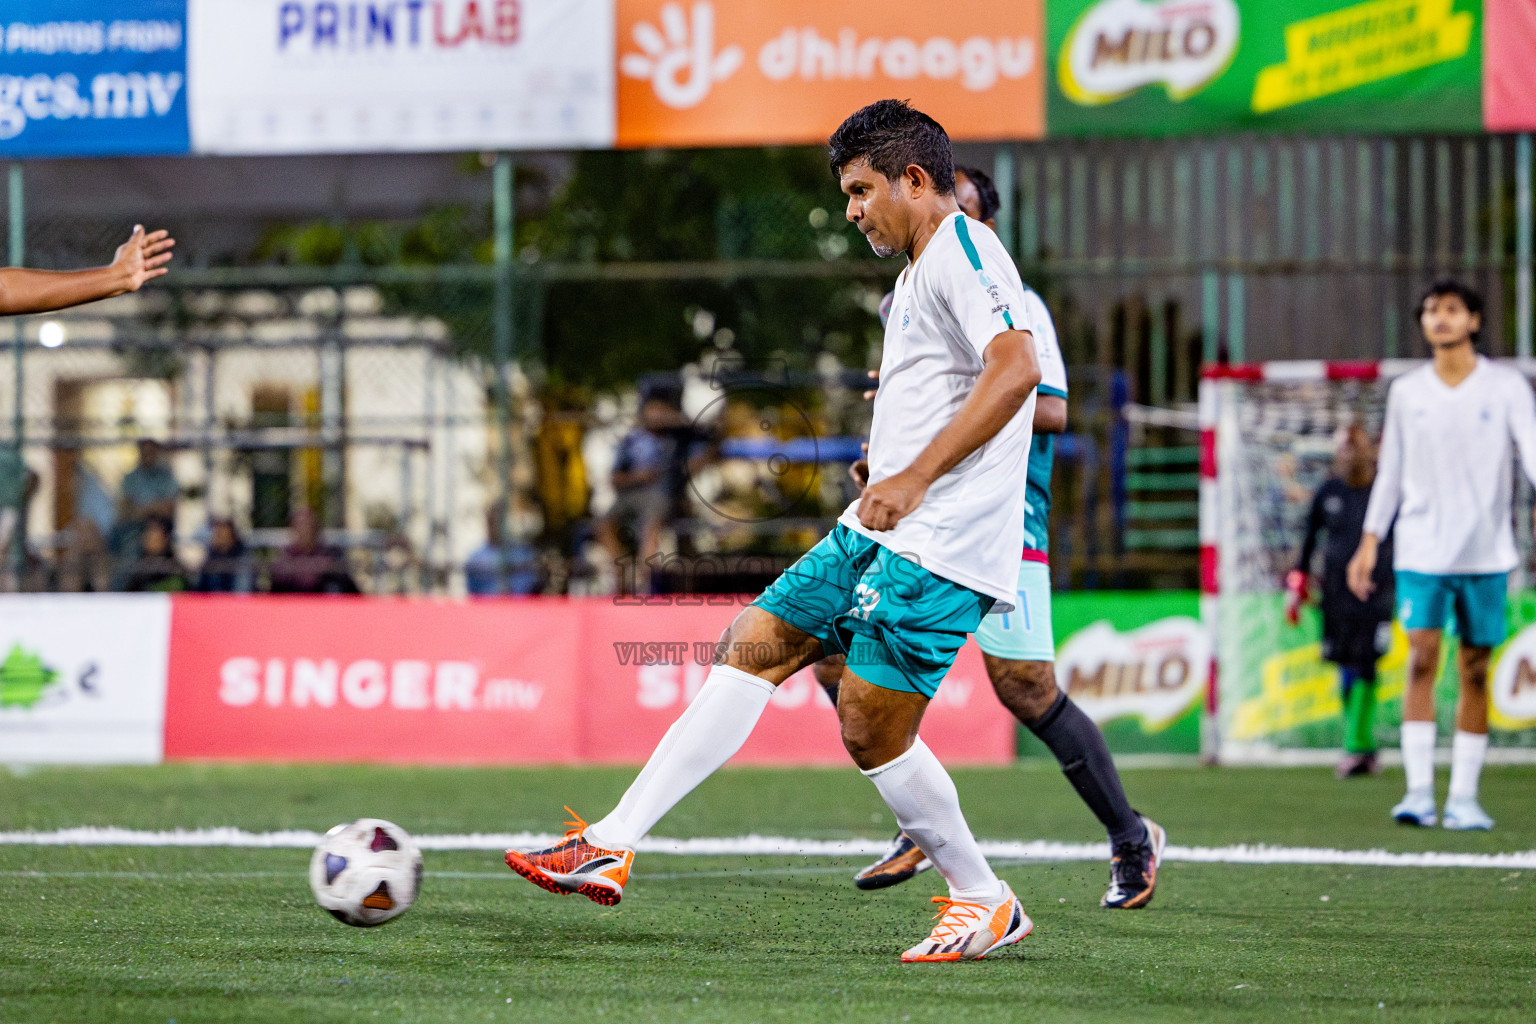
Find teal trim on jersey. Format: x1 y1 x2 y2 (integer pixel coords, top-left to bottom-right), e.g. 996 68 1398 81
953 215 1016 330
1024 434 1055 553
1038 383 1068 399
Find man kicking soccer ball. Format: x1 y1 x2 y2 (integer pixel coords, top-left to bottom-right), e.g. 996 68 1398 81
1348 279 1536 831
818 165 1164 909
507 100 1044 962
1 225 174 314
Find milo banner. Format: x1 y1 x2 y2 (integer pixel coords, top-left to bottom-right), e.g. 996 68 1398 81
1018 591 1206 758
1218 592 1536 756
1047 0 1483 136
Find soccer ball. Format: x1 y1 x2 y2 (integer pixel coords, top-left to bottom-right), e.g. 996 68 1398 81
309 818 423 927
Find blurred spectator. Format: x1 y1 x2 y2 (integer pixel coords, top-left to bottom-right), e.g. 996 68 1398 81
465 501 543 595
54 518 113 593
0 450 39 590
110 439 179 565
122 518 189 592
597 396 675 575
268 508 359 594
196 518 254 593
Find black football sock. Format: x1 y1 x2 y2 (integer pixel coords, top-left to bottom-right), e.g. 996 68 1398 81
1029 692 1147 848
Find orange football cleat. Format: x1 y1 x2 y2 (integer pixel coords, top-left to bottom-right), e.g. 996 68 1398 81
504 807 634 907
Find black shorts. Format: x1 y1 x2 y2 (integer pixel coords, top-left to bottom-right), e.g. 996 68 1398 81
1321 617 1392 673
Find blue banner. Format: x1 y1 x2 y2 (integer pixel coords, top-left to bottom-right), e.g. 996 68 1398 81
0 1 189 158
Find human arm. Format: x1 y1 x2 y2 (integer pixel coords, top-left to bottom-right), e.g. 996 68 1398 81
1287 485 1327 625
1028 294 1068 435
1033 393 1067 434
856 330 1040 531
0 226 174 315
1349 393 1401 599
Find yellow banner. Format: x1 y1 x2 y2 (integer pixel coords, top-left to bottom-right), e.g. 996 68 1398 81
1251 0 1472 114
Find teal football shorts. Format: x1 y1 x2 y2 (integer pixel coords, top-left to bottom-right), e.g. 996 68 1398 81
752 524 994 698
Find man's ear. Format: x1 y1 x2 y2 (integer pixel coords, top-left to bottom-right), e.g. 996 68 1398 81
903 163 928 198
1470 311 1483 334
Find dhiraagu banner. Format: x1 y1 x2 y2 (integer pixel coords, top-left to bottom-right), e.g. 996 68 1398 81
1046 0 1482 136
1218 591 1536 756
1018 591 1206 758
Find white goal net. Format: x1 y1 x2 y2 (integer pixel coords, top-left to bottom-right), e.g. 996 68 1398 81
1203 360 1536 759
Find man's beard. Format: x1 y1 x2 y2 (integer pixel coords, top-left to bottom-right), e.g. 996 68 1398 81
866 237 898 258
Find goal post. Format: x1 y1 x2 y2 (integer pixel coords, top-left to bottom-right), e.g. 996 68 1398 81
1199 359 1536 764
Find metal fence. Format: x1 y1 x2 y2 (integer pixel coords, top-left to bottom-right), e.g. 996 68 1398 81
2 132 1532 593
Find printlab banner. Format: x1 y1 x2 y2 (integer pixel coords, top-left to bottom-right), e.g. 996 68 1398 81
186 0 615 154
0 594 172 764
1047 0 1484 137
0 0 190 157
1030 591 1207 757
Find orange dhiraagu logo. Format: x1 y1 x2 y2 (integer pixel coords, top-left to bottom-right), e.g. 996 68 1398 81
0 644 59 710
1059 0 1241 106
615 0 1044 147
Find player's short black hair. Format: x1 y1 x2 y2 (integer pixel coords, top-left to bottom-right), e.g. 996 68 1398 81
954 165 1001 223
1415 278 1484 321
1415 278 1484 344
828 99 955 195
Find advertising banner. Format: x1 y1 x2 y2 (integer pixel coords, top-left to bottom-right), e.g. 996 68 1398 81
0 594 171 764
1483 0 1536 131
614 0 1045 148
186 0 615 154
161 595 1016 766
164 595 584 763
1218 592 1536 755
1021 591 1205 757
0 0 189 158
1046 0 1483 137
581 601 1016 766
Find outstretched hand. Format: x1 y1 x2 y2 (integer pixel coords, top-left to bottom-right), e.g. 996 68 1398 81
113 225 175 291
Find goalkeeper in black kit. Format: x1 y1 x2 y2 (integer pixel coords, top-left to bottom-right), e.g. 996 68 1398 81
1285 424 1394 778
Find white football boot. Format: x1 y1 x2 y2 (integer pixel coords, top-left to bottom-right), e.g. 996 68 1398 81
1441 798 1495 831
1390 789 1437 827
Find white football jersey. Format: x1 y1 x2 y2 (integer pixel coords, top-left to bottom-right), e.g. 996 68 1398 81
838 213 1039 611
1363 356 1536 574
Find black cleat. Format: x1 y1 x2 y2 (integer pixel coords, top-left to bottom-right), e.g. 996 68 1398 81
1335 752 1379 779
854 831 933 891
1101 814 1166 909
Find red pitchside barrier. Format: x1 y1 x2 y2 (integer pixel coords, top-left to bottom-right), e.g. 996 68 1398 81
163 595 1016 766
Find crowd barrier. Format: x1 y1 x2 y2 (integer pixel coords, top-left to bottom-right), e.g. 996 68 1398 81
0 594 1014 766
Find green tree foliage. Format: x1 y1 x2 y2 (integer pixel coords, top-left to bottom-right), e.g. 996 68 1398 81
253 148 889 389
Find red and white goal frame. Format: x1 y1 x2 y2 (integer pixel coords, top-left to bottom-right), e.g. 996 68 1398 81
1197 359 1536 762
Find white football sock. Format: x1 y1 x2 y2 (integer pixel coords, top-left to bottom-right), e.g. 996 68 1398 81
1447 730 1489 803
585 665 775 850
1400 720 1437 796
861 738 1003 903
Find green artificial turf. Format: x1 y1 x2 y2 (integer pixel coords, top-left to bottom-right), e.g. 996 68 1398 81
1 764 1533 1023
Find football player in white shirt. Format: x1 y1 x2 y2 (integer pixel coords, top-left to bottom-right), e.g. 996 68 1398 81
1348 279 1536 830
825 167 1164 910
507 100 1044 962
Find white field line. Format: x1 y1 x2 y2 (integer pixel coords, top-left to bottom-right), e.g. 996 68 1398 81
0 828 1533 869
